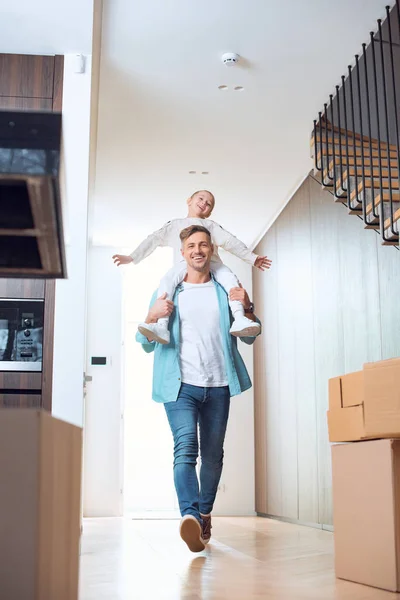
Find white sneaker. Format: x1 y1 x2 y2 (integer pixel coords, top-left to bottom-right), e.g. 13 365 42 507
137 322 170 345
179 515 205 553
230 315 260 338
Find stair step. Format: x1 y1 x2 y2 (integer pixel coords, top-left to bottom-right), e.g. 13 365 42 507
364 199 400 241
366 192 400 216
350 179 400 203
349 182 368 203
382 239 399 246
319 116 397 151
346 166 399 178
312 133 397 152
359 178 399 189
339 170 398 188
340 171 399 190
313 143 397 159
318 160 400 243
318 153 398 168
384 207 400 232
325 161 399 181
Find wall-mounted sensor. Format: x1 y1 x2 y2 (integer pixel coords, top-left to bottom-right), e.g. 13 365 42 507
221 53 240 66
73 54 86 74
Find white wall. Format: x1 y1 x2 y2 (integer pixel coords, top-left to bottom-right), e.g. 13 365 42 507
84 246 256 517
52 54 93 427
123 247 175 515
83 245 124 517
214 250 255 516
254 176 400 527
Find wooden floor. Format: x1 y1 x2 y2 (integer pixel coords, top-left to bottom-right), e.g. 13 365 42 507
79 517 399 599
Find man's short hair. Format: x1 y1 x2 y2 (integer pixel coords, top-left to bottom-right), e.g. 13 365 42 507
180 225 212 244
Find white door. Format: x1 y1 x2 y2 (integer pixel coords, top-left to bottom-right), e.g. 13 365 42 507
122 247 179 517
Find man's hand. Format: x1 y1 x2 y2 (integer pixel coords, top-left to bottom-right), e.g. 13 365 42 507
112 254 133 266
254 255 272 271
145 293 174 324
229 284 251 311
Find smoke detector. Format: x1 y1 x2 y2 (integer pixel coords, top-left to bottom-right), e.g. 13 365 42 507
221 52 240 66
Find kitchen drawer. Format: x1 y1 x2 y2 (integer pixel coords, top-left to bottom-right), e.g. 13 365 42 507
0 394 41 408
0 372 42 390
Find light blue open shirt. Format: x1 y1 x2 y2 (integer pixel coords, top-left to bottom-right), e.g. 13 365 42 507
135 278 261 403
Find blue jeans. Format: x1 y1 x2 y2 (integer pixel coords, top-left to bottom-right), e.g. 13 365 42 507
164 383 230 522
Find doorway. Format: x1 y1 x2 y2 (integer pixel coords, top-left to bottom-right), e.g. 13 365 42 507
122 247 180 517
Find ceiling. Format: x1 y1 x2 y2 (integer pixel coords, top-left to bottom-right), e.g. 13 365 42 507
0 0 93 55
0 0 390 250
92 0 389 250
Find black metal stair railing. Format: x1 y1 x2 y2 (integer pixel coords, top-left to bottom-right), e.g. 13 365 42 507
378 16 397 238
342 74 352 210
362 41 379 222
324 103 334 188
355 55 366 221
386 4 400 235
370 26 384 231
329 94 339 197
335 84 347 196
348 63 360 211
312 2 400 245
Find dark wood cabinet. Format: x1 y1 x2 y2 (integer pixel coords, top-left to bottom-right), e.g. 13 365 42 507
0 54 55 99
0 97 52 110
0 372 42 390
0 278 45 298
42 280 55 411
0 371 42 408
0 394 42 408
0 54 63 411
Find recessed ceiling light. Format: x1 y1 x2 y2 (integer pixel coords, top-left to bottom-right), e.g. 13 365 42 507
189 170 196 174
234 86 244 91
202 171 209 175
218 85 228 90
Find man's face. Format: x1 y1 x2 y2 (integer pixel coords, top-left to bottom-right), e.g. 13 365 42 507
181 232 214 272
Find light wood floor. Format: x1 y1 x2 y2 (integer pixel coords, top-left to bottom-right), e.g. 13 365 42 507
79 517 398 599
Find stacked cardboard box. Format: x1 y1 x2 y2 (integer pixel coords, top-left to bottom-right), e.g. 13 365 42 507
328 358 400 593
328 358 400 442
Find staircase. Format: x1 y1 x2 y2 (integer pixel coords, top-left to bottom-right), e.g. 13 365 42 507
311 119 400 245
310 3 400 247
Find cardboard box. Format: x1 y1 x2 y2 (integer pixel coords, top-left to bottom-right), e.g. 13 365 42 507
327 359 400 442
0 409 82 600
332 439 400 592
329 371 364 409
364 358 400 436
328 370 368 442
327 405 365 442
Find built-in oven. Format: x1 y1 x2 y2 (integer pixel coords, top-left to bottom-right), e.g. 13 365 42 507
0 299 44 371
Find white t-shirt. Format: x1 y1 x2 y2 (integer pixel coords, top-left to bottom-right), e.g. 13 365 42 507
178 281 228 387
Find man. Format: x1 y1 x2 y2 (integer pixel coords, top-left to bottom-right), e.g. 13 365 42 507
136 225 261 553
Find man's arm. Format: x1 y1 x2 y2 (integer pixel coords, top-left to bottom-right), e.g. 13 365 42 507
135 292 174 351
229 285 261 344
144 292 174 324
209 221 272 271
230 284 254 316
